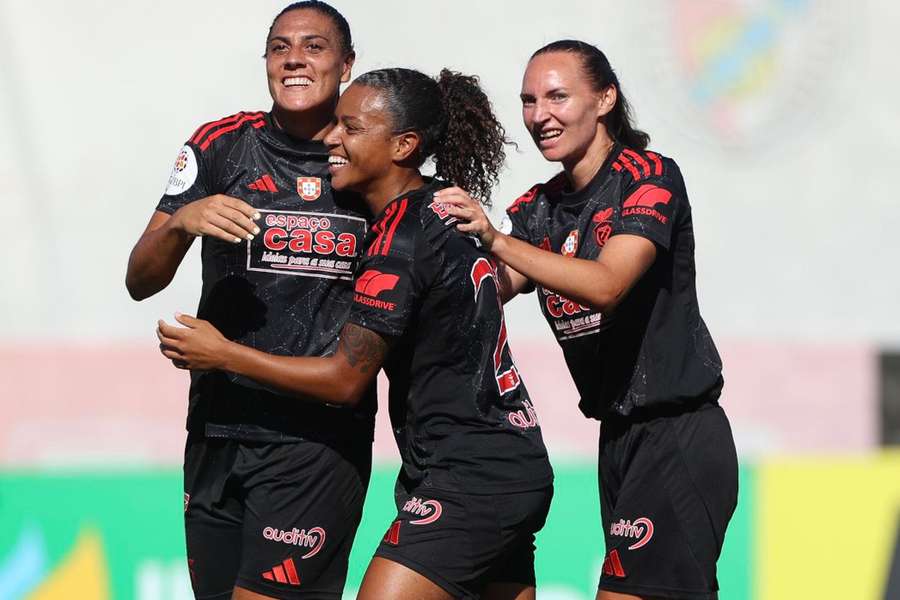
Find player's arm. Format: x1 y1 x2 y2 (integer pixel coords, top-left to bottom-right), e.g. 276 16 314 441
126 196 261 300
438 186 655 313
434 187 531 304
495 260 532 304
490 233 655 312
157 316 387 407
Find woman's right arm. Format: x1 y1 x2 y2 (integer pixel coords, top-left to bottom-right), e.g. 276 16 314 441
495 259 532 304
436 186 655 313
125 195 260 300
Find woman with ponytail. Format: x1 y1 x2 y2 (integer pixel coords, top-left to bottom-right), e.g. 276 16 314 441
438 41 738 600
159 66 554 600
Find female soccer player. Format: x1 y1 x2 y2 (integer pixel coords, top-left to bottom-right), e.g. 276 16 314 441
436 40 739 600
126 3 375 598
158 67 555 600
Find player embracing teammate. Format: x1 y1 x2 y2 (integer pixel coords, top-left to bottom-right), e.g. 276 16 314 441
128 3 375 598
135 2 737 595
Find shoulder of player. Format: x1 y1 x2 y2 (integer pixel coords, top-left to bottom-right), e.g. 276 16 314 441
367 193 422 258
507 172 566 215
611 146 683 187
186 110 267 154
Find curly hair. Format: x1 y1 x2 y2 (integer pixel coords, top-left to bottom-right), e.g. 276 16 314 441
353 68 510 206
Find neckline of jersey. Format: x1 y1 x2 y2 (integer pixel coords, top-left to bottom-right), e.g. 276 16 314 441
554 141 623 206
371 178 444 222
260 112 329 155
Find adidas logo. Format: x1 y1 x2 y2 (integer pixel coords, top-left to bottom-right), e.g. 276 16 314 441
261 557 300 586
602 549 626 578
382 520 401 546
248 174 278 192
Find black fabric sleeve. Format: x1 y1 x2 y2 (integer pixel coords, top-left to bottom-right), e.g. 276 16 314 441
155 141 214 215
504 185 540 243
347 230 430 338
612 176 682 251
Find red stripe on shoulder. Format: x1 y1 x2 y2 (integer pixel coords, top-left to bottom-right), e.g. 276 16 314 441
190 112 255 144
508 185 539 214
192 111 265 151
644 151 663 176
380 198 409 255
508 174 563 214
622 148 651 178
614 154 642 180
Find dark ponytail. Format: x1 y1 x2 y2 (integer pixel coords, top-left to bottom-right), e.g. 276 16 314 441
353 68 509 206
533 40 650 150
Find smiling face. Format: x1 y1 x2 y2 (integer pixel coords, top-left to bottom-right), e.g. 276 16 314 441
265 8 353 117
324 83 397 195
520 51 613 166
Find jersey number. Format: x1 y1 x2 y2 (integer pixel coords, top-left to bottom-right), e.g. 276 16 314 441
470 258 521 395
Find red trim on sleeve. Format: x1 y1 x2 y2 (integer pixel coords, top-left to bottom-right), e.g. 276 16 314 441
622 148 651 178
198 113 265 151
508 186 539 215
367 203 393 256
190 113 245 144
614 156 641 180
645 151 663 176
380 198 408 255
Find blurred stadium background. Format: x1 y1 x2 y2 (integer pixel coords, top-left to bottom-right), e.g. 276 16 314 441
2 0 899 598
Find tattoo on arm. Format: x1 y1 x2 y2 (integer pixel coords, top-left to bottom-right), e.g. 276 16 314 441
338 323 389 376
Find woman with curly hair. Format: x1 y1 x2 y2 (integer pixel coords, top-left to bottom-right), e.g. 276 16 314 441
159 67 554 600
437 40 738 600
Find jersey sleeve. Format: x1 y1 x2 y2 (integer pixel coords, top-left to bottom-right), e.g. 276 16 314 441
155 140 214 215
503 185 540 243
612 175 682 251
347 224 433 338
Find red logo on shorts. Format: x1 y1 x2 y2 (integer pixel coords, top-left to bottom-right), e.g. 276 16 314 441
609 517 654 550
262 557 301 586
402 497 443 525
262 526 326 559
602 549 626 578
383 520 401 545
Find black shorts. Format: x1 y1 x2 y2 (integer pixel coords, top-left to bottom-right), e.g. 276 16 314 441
597 402 738 599
183 432 371 599
374 480 553 599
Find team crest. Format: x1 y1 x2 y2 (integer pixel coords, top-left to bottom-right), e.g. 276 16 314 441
593 207 614 248
561 230 579 257
297 177 322 201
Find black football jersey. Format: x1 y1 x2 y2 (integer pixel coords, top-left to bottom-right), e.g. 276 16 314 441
157 111 375 442
506 144 723 420
347 180 553 494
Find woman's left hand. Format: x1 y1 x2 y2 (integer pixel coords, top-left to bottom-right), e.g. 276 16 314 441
157 313 230 371
433 187 499 250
